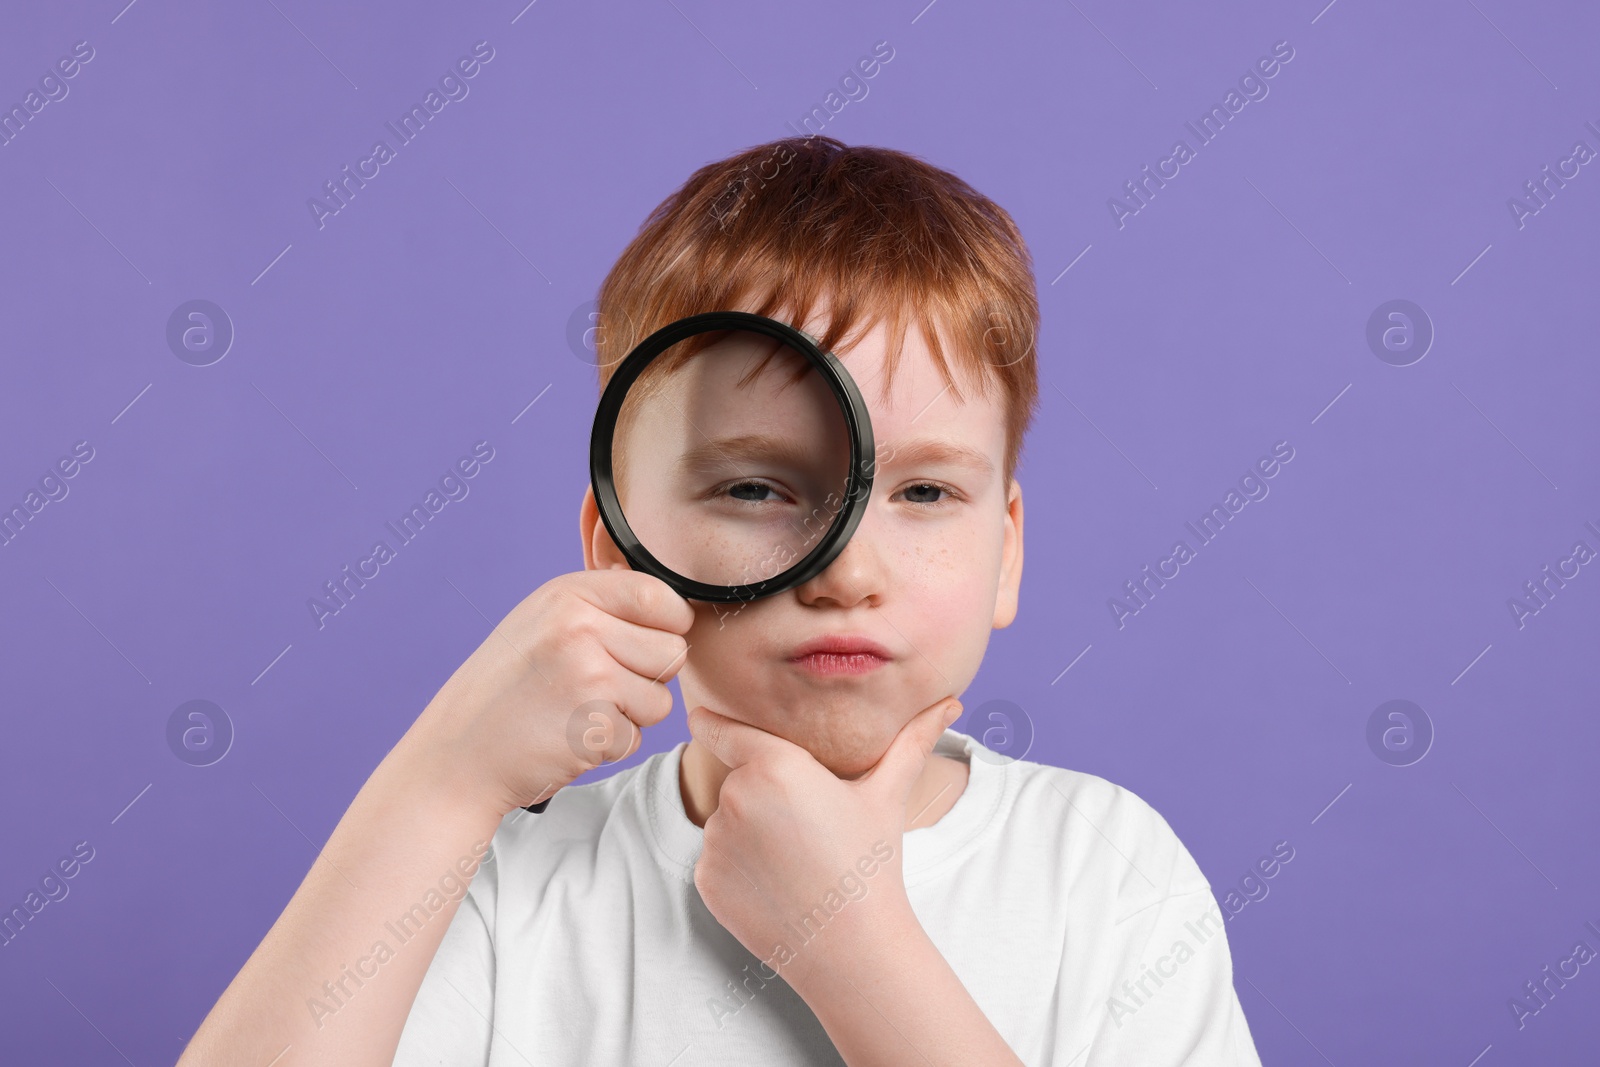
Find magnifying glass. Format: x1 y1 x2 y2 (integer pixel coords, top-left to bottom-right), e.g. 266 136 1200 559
523 310 875 813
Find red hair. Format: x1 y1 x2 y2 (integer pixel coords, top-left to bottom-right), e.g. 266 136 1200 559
594 136 1040 484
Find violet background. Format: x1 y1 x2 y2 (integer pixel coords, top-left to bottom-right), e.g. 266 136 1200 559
2 0 1598 1063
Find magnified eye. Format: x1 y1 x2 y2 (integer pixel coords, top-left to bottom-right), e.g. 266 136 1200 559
728 480 777 502
714 479 793 507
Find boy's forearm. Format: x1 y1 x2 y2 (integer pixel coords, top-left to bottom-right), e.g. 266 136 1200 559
792 907 1026 1067
178 736 506 1067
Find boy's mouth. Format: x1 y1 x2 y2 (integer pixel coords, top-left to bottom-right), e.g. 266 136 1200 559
787 634 893 677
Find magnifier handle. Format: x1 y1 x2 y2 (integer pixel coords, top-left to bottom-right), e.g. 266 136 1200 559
523 796 552 814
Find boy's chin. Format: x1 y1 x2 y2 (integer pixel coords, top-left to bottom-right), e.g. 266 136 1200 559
742 705 902 779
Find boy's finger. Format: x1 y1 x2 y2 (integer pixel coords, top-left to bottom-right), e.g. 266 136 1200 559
863 696 962 798
588 613 690 683
574 570 696 634
686 705 790 771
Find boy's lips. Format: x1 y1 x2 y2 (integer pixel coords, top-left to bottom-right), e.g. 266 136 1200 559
787 634 893 676
788 634 894 659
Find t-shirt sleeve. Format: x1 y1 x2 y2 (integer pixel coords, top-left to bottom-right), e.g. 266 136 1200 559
1062 784 1263 1067
391 844 499 1067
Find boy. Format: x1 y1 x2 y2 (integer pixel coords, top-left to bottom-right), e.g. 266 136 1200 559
179 136 1262 1065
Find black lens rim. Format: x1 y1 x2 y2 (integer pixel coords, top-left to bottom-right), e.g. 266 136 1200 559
590 311 874 604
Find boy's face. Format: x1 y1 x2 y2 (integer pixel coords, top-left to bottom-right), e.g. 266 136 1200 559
587 304 1023 778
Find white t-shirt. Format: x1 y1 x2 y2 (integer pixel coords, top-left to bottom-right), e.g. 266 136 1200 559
393 728 1262 1065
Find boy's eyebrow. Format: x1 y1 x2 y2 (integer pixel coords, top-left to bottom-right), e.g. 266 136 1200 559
677 433 813 474
879 438 996 477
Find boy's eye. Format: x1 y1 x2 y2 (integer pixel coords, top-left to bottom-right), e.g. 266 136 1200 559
899 482 953 505
714 479 795 507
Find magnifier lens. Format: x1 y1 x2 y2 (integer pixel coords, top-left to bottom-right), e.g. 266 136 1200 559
610 327 853 589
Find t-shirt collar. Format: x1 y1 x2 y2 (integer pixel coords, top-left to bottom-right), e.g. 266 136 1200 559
639 727 1006 888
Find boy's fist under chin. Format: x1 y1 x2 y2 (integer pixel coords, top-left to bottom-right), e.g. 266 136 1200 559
403 569 694 816
685 695 963 992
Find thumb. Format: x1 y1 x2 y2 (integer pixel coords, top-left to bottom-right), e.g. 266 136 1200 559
864 696 963 798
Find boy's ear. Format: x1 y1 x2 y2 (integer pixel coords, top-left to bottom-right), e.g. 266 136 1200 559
579 484 630 571
992 477 1023 629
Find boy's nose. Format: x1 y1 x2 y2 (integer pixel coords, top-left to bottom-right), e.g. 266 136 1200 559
793 498 888 609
